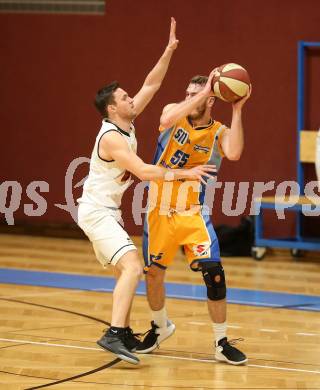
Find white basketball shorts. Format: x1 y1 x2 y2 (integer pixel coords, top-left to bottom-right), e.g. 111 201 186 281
77 203 137 267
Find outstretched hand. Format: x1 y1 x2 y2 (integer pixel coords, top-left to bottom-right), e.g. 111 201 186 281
186 165 217 185
233 84 252 110
167 17 179 51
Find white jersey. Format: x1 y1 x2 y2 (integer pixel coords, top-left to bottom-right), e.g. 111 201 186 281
78 119 137 209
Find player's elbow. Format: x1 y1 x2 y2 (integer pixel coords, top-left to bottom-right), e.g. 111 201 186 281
143 82 161 99
159 114 173 130
224 145 243 161
226 152 242 161
152 82 161 92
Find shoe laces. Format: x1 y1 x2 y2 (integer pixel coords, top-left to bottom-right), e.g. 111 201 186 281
224 337 244 346
141 321 158 336
125 327 141 341
140 324 158 336
140 321 161 349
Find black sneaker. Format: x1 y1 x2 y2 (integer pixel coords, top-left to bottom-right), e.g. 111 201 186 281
124 327 141 352
135 320 175 354
215 337 247 365
97 329 139 365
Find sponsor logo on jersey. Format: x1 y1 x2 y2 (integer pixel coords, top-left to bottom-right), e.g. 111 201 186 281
193 144 210 154
192 242 210 257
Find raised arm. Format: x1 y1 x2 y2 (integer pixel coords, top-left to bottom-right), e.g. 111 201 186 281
99 132 216 183
160 70 215 129
133 17 179 117
220 86 252 161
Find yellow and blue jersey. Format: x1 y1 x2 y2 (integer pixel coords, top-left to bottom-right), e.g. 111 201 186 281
143 116 226 272
148 116 226 209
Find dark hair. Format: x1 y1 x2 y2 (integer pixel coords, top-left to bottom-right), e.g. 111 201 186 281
189 75 208 86
94 81 119 118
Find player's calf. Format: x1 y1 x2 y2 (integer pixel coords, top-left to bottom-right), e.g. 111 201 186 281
201 261 247 365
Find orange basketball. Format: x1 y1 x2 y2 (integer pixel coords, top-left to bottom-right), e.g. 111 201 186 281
211 63 250 103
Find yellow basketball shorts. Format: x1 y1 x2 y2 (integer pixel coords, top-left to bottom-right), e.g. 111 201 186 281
143 207 221 272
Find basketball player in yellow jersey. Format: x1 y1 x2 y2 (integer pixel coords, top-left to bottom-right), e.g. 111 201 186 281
136 73 251 365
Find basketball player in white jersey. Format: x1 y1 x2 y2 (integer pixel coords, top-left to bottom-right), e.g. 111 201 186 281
77 18 216 364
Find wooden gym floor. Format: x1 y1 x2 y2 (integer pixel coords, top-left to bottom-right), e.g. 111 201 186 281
0 233 320 390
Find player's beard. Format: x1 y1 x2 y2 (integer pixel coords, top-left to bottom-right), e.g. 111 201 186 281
188 103 206 121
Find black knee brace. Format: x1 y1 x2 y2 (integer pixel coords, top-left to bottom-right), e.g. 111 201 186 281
201 262 226 301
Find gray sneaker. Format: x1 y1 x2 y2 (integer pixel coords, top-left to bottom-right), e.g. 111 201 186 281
97 329 140 365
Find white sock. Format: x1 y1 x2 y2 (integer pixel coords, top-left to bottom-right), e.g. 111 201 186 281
213 321 227 345
151 307 168 328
